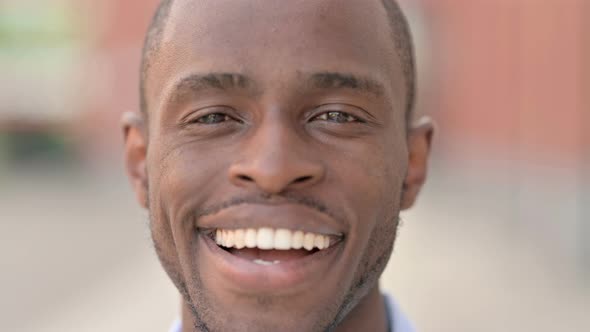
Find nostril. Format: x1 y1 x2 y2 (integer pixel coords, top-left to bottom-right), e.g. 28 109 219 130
238 175 254 182
293 176 313 184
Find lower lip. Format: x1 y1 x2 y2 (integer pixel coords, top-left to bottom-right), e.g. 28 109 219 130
198 231 344 293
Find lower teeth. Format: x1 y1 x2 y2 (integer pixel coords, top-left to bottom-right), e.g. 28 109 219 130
253 259 280 266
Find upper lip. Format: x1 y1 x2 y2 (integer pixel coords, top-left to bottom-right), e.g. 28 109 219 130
196 203 346 236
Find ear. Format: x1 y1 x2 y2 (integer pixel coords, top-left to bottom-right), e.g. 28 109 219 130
401 116 434 210
122 112 149 209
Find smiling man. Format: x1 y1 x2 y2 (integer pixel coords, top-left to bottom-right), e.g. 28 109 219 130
123 0 433 331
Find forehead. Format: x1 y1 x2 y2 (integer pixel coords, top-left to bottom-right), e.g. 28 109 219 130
147 0 404 115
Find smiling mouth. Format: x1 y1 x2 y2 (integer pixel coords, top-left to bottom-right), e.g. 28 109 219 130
202 227 343 265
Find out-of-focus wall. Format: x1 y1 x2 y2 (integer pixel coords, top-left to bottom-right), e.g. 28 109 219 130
412 0 588 266
418 0 584 166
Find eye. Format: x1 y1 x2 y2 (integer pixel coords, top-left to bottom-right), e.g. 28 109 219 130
311 111 360 123
193 113 231 125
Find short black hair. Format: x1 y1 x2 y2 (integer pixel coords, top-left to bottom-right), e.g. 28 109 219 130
140 0 416 120
139 0 175 115
380 0 416 121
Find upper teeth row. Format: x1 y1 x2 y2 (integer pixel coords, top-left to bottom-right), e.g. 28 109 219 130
215 228 332 251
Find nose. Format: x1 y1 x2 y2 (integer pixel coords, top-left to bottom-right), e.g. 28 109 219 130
228 122 325 194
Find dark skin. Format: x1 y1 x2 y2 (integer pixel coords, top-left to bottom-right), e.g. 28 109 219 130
123 0 433 331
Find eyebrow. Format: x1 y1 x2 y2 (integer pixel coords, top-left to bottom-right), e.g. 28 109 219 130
168 72 255 102
165 71 385 105
308 72 385 96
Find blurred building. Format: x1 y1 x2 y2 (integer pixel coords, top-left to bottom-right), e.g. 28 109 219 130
0 0 160 164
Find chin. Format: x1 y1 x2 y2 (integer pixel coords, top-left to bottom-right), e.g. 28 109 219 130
184 287 345 332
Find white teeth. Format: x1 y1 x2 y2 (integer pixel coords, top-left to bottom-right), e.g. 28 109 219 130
253 259 280 266
224 230 230 246
214 228 336 251
257 228 275 250
303 233 315 251
245 229 257 248
220 230 226 246
274 229 292 250
225 230 235 248
234 229 245 249
216 229 223 245
314 235 325 250
292 231 304 249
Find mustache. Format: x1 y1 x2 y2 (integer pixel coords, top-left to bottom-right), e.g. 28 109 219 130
195 192 341 223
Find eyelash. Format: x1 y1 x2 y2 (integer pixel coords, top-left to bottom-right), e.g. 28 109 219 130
310 111 363 123
189 113 234 125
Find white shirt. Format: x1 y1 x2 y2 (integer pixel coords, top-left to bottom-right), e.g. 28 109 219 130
169 294 415 332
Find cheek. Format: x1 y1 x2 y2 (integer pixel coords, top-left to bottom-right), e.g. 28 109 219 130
329 135 407 282
146 141 230 261
152 140 229 223
367 129 409 221
333 138 406 293
146 140 236 301
334 137 407 232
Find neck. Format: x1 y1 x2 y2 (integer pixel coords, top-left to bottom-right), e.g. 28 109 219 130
181 286 388 332
334 286 389 332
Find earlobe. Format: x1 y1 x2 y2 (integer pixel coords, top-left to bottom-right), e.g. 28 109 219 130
401 116 434 210
122 112 149 209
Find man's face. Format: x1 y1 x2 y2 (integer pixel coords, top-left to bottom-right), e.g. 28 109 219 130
125 0 431 331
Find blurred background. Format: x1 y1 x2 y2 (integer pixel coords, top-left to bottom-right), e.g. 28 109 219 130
0 0 588 331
